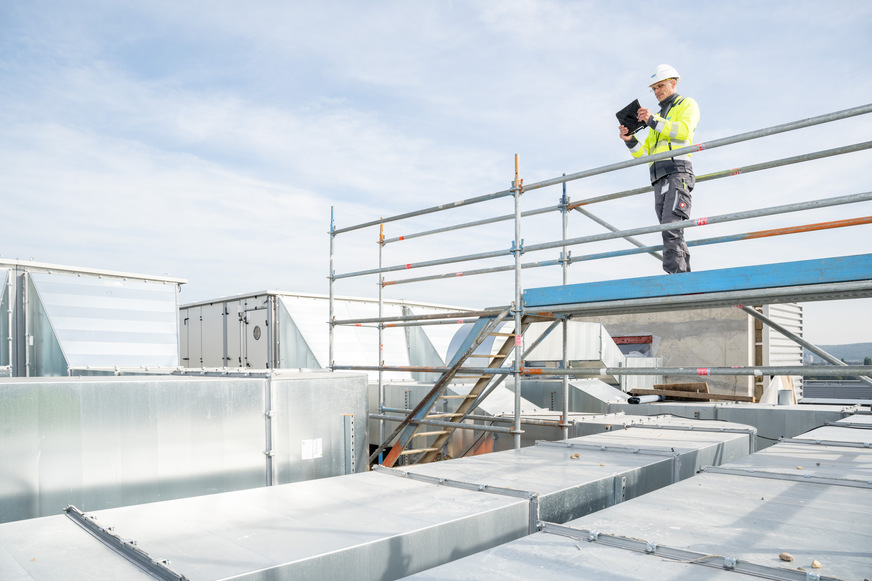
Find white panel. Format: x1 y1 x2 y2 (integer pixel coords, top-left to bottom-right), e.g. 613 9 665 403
762 303 804 396
30 272 180 369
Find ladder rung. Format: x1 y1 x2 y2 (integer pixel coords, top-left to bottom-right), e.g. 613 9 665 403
399 448 439 456
412 431 450 437
489 332 515 337
439 394 477 399
467 354 495 358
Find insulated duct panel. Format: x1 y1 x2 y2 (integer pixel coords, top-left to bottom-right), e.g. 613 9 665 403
0 376 265 523
0 372 369 524
0 472 530 581
401 417 752 524
409 416 872 580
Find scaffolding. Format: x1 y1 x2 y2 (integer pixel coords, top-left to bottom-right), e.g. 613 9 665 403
328 103 872 467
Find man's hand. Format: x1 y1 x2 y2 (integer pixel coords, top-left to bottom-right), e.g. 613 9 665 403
618 125 633 142
637 107 651 123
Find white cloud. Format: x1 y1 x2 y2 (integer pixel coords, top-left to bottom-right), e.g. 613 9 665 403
1 0 871 343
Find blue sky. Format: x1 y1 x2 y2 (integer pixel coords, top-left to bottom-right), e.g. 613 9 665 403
2 1 871 344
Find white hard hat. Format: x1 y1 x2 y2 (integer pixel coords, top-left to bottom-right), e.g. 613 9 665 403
649 64 680 86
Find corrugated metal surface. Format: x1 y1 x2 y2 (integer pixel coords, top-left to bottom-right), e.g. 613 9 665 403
0 372 368 523
408 415 872 580
761 303 804 397
803 379 872 403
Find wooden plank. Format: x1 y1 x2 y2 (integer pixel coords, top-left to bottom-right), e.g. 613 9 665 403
653 382 709 394
613 335 654 345
629 388 755 403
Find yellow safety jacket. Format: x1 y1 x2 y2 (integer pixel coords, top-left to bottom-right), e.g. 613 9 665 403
626 93 700 183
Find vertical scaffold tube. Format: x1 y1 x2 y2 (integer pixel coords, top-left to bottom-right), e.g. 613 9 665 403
378 223 386 460
560 178 569 439
328 207 335 372
513 155 523 450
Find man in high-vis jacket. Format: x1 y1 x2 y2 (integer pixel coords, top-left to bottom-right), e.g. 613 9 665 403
619 64 700 274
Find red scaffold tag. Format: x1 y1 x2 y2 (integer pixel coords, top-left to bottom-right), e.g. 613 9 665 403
697 367 711 376
515 335 522 346
696 217 708 226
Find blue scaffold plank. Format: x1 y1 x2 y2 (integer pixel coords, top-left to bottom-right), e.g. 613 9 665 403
523 254 872 308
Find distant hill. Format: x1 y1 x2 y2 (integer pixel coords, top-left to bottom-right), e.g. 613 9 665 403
804 342 872 364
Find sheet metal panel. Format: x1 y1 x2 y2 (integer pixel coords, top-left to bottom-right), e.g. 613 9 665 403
0 268 9 367
410 419 872 580
558 470 872 580
199 302 226 367
81 471 529 580
0 376 266 523
401 420 751 524
834 414 872 427
272 371 368 482
610 401 858 449
523 322 623 376
408 526 737 580
0 514 154 580
519 378 627 412
715 440 872 482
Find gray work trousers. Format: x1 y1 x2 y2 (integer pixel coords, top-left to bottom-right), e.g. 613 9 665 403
653 172 694 274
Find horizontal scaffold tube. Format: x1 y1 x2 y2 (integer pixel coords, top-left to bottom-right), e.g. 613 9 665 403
369 414 515 434
525 103 872 192
383 215 872 286
379 407 563 426
345 190 872 282
523 191 872 255
331 308 503 326
333 104 872 235
380 140 872 246
332 364 872 377
568 140 872 209
332 309 558 327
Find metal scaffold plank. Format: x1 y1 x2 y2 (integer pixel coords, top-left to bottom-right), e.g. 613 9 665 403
523 253 872 309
